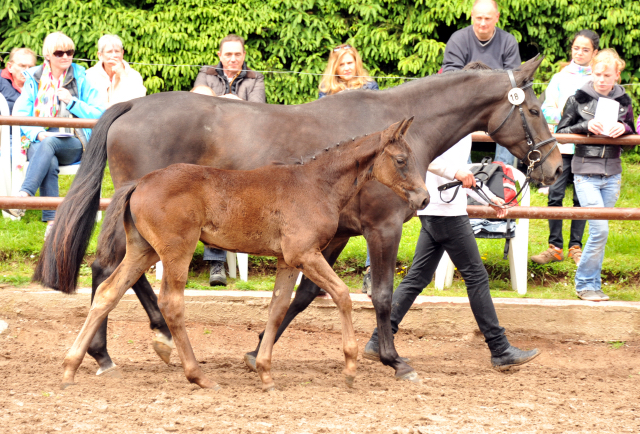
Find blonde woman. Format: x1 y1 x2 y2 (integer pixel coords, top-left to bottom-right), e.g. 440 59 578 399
318 44 378 98
8 32 105 237
556 49 636 301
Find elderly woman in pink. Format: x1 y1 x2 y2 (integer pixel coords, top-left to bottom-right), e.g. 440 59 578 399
86 34 146 107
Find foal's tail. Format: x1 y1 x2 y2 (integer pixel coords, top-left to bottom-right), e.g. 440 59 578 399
96 182 139 268
33 101 134 294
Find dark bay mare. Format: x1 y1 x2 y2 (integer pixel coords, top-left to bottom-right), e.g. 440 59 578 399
60 120 429 391
36 57 562 382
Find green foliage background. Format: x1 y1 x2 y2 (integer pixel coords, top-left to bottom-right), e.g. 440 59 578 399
1 0 639 105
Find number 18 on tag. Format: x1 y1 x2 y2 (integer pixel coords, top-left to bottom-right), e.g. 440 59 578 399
507 88 525 105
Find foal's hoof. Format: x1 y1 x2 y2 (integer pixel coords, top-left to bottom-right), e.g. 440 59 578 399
244 352 258 373
60 381 75 390
396 370 420 384
262 384 277 393
344 375 356 388
152 334 174 365
96 363 122 378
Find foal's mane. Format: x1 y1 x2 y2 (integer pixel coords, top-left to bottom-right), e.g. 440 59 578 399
271 130 379 167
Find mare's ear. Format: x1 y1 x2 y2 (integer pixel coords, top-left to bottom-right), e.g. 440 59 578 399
515 54 544 86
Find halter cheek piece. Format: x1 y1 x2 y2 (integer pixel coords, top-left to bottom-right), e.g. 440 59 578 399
487 70 558 174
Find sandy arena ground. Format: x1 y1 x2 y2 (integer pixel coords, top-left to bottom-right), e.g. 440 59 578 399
1 302 640 433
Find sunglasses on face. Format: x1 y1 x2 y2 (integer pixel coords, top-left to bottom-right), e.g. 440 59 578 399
333 44 352 52
52 49 75 58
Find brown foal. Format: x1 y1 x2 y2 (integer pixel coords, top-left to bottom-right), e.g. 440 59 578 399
60 119 428 392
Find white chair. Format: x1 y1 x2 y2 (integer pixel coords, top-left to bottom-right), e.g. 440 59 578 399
155 252 249 282
434 165 530 294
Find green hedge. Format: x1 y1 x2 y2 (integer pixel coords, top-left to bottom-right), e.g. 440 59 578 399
1 0 639 106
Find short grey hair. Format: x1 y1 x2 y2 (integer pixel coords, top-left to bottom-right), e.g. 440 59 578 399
97 34 124 53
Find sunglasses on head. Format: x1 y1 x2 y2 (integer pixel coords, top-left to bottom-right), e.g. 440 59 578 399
333 44 352 52
52 49 75 58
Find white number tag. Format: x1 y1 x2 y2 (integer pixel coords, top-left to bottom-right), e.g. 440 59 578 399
508 88 525 105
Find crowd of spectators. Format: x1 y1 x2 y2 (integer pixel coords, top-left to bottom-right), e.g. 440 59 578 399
1 0 639 303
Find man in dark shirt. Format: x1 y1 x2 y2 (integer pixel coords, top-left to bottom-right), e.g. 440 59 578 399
0 48 36 113
443 0 521 164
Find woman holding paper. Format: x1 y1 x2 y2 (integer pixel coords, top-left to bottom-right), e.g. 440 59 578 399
8 32 104 237
556 48 636 301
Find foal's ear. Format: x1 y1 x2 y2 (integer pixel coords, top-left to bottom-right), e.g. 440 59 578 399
515 54 544 86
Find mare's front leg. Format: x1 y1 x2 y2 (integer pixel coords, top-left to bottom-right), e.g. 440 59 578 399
295 251 358 387
244 236 349 371
61 245 158 389
255 259 299 391
365 212 417 381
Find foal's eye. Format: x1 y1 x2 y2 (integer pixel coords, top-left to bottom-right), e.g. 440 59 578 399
395 157 406 165
529 109 540 116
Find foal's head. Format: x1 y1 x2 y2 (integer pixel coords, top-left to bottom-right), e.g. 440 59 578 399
373 118 429 211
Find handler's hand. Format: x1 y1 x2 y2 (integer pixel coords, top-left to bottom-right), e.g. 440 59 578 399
490 197 508 219
455 169 476 188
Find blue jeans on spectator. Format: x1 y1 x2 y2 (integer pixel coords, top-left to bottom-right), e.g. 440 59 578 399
573 173 621 293
203 246 226 262
22 136 83 222
494 143 516 165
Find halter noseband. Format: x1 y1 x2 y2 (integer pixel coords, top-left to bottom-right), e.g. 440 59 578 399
486 70 558 174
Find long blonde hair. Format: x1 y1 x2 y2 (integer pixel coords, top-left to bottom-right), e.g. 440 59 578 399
318 44 373 96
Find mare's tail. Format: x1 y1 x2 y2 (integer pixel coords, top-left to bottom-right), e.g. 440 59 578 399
33 101 134 293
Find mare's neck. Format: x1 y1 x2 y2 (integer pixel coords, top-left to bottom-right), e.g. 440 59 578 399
390 71 510 164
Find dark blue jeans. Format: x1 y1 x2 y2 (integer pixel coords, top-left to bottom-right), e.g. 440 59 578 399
548 154 586 249
22 136 83 221
370 215 510 356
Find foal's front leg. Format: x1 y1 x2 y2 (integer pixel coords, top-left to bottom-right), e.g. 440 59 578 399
156 254 219 390
296 251 358 387
255 259 299 392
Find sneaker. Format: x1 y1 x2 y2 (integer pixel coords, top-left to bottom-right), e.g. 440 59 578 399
594 290 610 301
530 244 563 264
491 346 540 371
208 261 227 286
538 186 549 196
577 290 601 301
362 267 372 296
363 339 410 363
567 246 582 266
5 208 25 218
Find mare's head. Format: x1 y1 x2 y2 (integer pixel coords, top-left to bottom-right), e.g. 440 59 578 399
373 118 429 210
484 56 563 185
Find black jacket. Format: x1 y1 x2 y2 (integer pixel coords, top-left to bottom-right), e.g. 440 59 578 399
557 89 635 158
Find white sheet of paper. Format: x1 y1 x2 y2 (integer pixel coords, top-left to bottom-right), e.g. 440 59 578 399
594 97 620 136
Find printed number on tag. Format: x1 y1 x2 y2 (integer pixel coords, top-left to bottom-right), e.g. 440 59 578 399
508 88 525 105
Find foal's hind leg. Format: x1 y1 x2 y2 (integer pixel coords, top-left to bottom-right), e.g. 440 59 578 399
294 251 358 387
61 243 158 388
255 259 299 391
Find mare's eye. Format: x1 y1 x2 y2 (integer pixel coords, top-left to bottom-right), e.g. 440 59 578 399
529 109 540 116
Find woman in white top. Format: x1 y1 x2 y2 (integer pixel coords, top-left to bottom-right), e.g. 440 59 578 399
86 34 146 107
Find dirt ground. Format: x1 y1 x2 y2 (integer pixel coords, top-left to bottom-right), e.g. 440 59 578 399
1 310 640 434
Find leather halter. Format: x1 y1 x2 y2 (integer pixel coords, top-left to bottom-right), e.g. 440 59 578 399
487 70 558 174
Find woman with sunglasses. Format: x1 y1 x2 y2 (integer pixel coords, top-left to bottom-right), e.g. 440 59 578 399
9 32 105 238
318 44 379 98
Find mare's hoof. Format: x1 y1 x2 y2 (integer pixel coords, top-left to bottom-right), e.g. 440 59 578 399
396 370 420 383
344 375 356 388
60 382 75 390
96 363 122 378
152 334 174 365
244 352 258 372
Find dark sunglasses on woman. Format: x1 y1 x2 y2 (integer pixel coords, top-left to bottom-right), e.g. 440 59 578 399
52 49 75 58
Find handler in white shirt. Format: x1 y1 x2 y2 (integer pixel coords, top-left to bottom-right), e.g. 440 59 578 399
363 135 541 370
86 34 146 108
